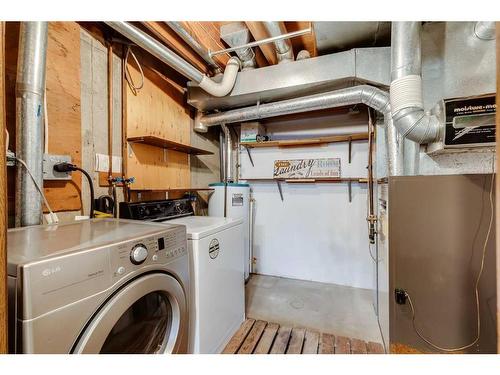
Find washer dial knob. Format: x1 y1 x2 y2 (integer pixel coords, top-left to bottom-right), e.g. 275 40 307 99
130 244 148 265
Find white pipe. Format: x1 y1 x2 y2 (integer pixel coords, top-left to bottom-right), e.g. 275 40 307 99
199 58 240 97
105 22 240 98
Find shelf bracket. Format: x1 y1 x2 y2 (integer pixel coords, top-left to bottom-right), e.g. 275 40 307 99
276 179 284 201
244 145 254 167
348 180 352 203
348 136 352 164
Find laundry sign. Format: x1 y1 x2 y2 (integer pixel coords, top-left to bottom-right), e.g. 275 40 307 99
273 158 341 179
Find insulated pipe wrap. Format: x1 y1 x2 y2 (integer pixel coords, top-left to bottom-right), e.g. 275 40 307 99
390 75 424 114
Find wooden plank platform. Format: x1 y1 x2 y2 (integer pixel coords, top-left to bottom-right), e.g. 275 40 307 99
223 318 385 354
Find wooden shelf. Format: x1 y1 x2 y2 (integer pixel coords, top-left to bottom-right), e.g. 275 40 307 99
127 136 214 155
131 188 214 192
241 133 369 149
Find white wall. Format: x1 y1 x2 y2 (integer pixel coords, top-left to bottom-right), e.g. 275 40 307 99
240 130 374 289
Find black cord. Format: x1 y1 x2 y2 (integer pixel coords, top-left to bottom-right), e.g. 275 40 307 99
74 166 95 219
53 163 95 218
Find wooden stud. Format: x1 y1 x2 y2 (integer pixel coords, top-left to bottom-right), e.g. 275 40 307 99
0 20 8 354
284 21 317 58
286 327 306 354
334 336 351 354
253 322 279 354
238 320 267 354
367 341 385 354
301 330 320 354
269 326 292 354
222 318 255 354
245 22 278 65
318 333 335 354
350 338 368 354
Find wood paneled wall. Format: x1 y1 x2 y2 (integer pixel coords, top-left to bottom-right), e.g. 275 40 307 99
5 22 82 216
125 60 191 191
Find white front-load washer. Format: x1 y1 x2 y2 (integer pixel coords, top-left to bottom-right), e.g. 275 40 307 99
168 216 245 354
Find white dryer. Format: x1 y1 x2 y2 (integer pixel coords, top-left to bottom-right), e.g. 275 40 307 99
168 216 245 354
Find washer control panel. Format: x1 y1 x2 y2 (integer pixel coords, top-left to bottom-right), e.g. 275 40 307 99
110 225 187 279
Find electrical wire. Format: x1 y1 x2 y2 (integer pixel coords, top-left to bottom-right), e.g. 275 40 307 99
124 46 144 95
16 157 58 224
405 157 495 352
73 166 95 219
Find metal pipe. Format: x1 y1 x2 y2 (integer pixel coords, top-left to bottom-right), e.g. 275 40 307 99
264 22 294 62
166 21 222 72
105 22 240 97
15 22 48 227
390 22 441 144
220 22 256 71
263 22 294 62
221 124 233 182
474 21 496 40
197 85 403 176
210 27 310 57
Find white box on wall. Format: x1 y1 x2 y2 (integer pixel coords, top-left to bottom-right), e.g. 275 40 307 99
240 122 266 143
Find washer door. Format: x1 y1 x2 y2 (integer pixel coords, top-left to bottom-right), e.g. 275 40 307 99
72 273 187 354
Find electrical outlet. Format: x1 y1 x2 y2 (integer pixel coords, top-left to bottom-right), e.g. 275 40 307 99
43 154 72 181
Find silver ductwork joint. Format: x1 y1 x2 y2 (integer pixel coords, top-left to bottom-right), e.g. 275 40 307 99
474 21 496 40
15 22 49 226
390 22 441 144
197 85 404 176
105 22 240 97
220 22 256 70
263 22 294 63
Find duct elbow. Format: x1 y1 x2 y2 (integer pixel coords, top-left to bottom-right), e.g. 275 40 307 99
392 107 441 144
199 57 240 97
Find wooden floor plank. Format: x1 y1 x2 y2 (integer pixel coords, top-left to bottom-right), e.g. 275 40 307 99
222 318 255 354
238 320 267 354
318 333 335 354
334 336 351 354
367 341 385 354
350 338 368 354
286 327 306 354
269 326 292 354
253 322 279 354
302 330 320 354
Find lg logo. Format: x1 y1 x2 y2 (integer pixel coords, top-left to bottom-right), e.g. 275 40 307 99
42 266 61 277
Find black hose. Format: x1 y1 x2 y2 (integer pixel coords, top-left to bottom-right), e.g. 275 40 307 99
74 166 95 219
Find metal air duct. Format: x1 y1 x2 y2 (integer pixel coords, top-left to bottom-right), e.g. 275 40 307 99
263 22 294 63
196 85 404 175
220 22 256 70
105 22 240 97
390 22 441 144
15 22 48 226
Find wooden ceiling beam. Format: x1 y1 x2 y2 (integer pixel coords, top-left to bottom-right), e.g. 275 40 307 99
245 21 278 65
285 21 317 58
141 21 210 75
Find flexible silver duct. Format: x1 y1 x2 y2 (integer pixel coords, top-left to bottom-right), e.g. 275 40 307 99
263 22 294 63
197 85 404 175
105 22 240 97
474 21 496 40
390 22 441 144
15 22 48 226
166 21 222 73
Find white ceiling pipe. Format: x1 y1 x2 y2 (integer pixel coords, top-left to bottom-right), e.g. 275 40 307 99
390 22 441 144
263 22 294 63
105 22 241 97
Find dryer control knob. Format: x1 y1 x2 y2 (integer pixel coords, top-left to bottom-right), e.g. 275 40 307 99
130 244 148 265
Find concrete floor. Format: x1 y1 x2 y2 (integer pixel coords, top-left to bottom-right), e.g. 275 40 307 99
245 274 382 343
